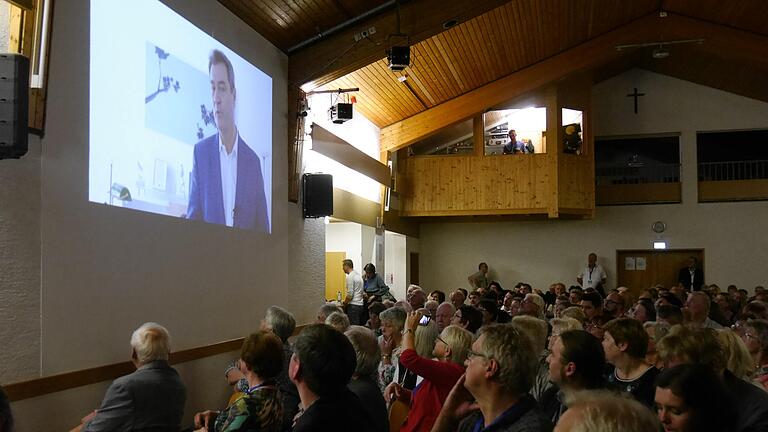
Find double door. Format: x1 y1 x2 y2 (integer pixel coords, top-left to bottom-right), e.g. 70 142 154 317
616 249 704 296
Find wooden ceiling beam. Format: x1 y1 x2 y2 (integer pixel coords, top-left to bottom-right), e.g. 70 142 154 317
380 12 768 152
288 0 512 89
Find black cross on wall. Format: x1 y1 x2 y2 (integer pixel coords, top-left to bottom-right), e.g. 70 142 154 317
626 88 645 114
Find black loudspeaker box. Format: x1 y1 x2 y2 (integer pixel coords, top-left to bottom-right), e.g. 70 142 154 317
0 53 29 160
303 173 333 218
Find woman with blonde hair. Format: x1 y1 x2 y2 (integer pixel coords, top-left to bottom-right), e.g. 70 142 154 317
386 312 472 432
718 328 756 380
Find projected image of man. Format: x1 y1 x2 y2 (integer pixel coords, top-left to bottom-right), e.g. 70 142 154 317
187 49 269 231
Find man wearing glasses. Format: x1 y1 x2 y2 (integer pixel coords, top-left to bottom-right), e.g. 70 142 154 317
430 324 552 432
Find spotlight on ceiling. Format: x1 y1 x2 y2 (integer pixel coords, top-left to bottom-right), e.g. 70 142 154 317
388 46 410 72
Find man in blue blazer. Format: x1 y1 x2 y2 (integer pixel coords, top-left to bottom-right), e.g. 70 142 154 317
187 49 269 232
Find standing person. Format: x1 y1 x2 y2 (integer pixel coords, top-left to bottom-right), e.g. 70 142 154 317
677 256 704 291
72 323 186 432
343 259 365 325
577 253 607 295
467 262 489 290
187 49 268 231
363 263 395 303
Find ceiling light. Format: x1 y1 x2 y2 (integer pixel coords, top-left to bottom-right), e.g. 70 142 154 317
397 75 407 82
442 19 458 29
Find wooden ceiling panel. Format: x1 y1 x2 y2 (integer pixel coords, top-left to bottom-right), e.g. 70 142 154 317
321 0 658 128
218 0 392 51
663 0 768 37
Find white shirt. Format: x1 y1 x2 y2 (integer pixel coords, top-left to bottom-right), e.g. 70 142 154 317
346 270 365 306
578 264 607 289
218 132 239 227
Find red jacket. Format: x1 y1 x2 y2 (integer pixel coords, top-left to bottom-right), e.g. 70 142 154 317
397 348 465 432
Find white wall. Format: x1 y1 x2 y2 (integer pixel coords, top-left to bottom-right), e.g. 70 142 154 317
385 231 407 300
0 137 41 383
326 222 363 269
419 69 768 294
304 93 383 203
3 1 325 430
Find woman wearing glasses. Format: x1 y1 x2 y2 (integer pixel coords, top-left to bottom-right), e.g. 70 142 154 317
385 311 473 432
741 319 768 388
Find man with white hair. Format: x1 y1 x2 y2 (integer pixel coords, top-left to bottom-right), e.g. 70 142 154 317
73 322 186 432
435 302 456 332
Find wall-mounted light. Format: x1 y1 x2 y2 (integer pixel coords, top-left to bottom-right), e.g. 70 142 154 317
653 241 667 250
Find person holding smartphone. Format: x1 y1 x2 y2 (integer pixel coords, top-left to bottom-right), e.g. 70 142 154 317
385 311 473 432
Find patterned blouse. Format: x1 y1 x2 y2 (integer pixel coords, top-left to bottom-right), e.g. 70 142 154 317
213 384 283 432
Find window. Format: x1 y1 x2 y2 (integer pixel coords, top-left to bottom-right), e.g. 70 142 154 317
595 135 681 206
697 130 768 181
595 135 680 185
409 118 474 156
483 107 546 155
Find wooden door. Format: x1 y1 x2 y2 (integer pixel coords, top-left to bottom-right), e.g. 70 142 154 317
616 249 704 297
410 252 419 285
325 251 347 301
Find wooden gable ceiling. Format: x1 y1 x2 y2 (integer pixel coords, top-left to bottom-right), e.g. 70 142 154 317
221 0 768 136
312 0 768 130
217 0 391 52
320 0 658 127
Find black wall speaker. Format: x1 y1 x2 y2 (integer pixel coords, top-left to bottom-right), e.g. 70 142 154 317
0 54 29 160
302 173 333 218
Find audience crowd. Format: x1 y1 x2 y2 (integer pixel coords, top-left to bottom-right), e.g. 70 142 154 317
17 257 762 432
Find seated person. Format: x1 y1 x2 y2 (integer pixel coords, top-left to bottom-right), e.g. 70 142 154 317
325 311 351 332
366 301 386 336
344 326 388 432
542 330 605 424
290 324 374 431
602 318 659 408
431 324 551 432
316 303 343 323
195 331 284 431
555 390 659 431
225 305 299 432
451 304 483 334
386 312 472 432
655 364 737 432
72 322 186 432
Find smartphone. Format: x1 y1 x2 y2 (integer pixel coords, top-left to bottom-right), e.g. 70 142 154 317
418 315 431 326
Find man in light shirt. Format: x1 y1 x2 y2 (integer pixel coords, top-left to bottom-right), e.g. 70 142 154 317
343 259 365 325
187 49 269 232
577 253 607 295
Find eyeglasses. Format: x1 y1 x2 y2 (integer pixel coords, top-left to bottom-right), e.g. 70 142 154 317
467 349 489 361
436 336 448 346
743 332 759 340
